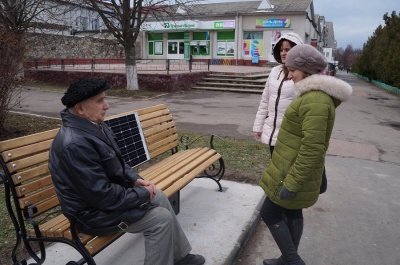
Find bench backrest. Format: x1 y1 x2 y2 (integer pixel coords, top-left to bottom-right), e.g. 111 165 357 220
0 104 178 223
108 104 179 158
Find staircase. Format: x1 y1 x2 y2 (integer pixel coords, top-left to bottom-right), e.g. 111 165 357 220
192 72 269 93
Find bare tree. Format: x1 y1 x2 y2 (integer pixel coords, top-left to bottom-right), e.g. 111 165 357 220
0 0 68 128
0 28 24 128
84 0 200 90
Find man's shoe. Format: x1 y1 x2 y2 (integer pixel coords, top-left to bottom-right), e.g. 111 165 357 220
175 254 205 265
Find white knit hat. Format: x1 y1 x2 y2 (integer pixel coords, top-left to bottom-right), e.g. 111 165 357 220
273 32 304 63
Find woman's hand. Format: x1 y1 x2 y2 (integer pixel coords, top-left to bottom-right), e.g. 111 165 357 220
279 186 296 200
254 131 262 140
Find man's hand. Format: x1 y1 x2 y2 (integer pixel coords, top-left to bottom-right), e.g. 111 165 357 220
135 179 157 200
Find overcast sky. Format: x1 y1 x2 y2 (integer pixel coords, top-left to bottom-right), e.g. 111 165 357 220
204 0 399 49
313 0 399 49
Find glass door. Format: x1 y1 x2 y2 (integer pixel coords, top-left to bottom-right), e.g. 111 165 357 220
167 41 184 59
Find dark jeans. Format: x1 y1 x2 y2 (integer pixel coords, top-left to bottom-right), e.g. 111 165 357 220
260 196 303 227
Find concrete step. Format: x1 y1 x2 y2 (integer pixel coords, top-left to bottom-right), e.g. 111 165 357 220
203 77 267 84
208 73 269 79
192 86 263 94
196 82 264 89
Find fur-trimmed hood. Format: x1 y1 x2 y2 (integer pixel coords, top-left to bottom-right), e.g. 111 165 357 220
294 74 352 103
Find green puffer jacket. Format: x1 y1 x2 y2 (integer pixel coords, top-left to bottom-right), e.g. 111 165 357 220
259 74 352 209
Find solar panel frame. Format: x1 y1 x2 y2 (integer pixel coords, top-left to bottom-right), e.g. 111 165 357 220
105 112 150 168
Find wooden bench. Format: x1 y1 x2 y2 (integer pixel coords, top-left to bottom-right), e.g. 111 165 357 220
0 103 225 265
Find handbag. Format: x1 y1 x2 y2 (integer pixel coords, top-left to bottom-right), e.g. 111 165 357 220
320 167 327 194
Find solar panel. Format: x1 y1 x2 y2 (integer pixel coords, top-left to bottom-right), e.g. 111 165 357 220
105 113 150 168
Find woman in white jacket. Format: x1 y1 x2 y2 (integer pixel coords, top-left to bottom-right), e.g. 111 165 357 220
253 33 303 154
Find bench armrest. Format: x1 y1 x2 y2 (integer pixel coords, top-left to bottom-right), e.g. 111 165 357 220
180 134 224 150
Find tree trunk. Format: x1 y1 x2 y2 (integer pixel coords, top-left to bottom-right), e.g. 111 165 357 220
126 65 139 90
125 46 139 90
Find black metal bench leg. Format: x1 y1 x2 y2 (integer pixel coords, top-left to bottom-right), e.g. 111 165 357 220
196 157 225 191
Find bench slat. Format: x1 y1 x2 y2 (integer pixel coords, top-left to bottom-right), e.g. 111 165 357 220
144 122 176 139
6 151 50 174
45 218 70 237
55 222 73 237
1 139 53 163
148 141 178 158
146 134 178 153
163 153 221 197
85 232 123 255
18 186 56 208
11 163 49 185
0 129 58 152
143 148 217 189
135 104 168 116
140 114 173 130
31 214 66 236
141 149 200 180
23 196 59 218
144 124 177 144
16 175 53 197
139 109 171 124
64 230 95 244
155 151 219 191
107 104 167 121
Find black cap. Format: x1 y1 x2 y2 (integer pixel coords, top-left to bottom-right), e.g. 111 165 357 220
61 78 110 108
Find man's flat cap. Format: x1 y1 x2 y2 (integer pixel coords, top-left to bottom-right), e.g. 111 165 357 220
61 78 110 108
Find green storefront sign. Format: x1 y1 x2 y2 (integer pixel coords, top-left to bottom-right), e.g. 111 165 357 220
184 32 190 60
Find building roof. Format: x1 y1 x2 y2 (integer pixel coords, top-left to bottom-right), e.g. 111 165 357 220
168 0 312 17
269 0 312 12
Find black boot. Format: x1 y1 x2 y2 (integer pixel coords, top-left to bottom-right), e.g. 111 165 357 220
287 218 303 251
263 218 303 265
266 221 305 265
263 256 285 265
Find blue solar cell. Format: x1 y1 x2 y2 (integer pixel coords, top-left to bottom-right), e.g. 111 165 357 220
105 113 150 168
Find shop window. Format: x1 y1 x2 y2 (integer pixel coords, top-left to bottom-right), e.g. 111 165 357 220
148 33 163 55
168 41 184 55
148 41 163 55
217 31 235 57
191 32 210 56
243 31 263 57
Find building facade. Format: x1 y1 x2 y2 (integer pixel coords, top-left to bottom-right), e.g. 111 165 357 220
140 0 325 64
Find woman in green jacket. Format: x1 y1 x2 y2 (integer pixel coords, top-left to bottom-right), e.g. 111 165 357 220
260 44 352 265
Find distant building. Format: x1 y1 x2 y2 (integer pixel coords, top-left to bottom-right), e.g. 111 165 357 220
140 0 335 64
25 0 337 64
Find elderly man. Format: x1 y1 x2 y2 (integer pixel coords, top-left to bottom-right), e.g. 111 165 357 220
49 78 205 265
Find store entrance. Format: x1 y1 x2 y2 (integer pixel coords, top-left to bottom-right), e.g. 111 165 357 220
167 41 185 59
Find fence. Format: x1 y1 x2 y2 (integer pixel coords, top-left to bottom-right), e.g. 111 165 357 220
25 58 215 74
354 73 400 95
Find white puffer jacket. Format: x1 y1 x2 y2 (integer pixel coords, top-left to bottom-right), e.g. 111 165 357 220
253 65 296 146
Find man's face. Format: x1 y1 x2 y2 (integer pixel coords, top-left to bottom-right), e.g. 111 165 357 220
77 92 109 124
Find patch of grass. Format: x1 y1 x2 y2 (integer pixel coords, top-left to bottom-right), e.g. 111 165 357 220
174 133 269 184
0 113 62 141
0 112 270 264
